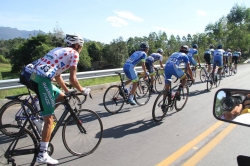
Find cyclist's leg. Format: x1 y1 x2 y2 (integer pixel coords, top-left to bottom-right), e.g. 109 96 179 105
30 73 58 164
123 63 138 105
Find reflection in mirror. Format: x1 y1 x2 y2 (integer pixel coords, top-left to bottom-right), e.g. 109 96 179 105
213 89 250 127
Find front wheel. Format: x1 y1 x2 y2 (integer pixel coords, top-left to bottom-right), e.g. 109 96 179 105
62 109 103 157
103 85 125 114
175 86 189 111
152 91 168 122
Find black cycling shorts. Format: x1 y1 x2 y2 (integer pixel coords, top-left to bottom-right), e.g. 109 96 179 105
232 56 239 64
204 53 211 65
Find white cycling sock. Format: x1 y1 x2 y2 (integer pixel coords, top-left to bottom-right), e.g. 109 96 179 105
39 141 49 155
129 94 134 100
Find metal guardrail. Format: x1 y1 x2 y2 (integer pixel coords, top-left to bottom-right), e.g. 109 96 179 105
0 64 192 90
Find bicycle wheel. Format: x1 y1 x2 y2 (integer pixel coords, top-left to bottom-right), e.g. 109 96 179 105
62 109 103 156
135 80 151 106
154 74 165 93
0 124 38 165
192 68 196 78
215 74 221 87
103 85 125 114
152 91 169 122
0 100 35 135
199 67 207 83
175 86 189 111
206 74 213 91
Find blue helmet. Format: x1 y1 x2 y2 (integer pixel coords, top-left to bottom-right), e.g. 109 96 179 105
217 44 223 49
192 44 198 48
140 43 149 51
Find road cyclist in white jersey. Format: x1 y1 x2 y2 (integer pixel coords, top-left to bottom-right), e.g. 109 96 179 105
145 48 165 92
164 45 195 99
212 44 225 81
29 33 90 165
123 43 149 105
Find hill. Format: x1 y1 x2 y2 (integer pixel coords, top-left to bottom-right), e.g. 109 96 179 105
0 26 45 40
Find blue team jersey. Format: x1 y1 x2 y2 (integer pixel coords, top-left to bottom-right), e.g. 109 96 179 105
125 51 147 66
223 51 228 57
166 52 189 66
213 49 225 57
188 48 198 58
233 51 241 57
150 53 163 62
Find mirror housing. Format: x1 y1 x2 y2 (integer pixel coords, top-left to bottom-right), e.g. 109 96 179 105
213 88 250 127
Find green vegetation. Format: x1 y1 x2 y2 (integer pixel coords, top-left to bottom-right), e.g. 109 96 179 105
0 63 19 80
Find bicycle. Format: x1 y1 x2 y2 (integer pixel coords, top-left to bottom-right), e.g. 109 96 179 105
154 68 165 93
0 90 103 165
206 71 221 91
221 64 229 78
103 72 151 114
199 64 210 83
152 78 190 122
0 83 82 131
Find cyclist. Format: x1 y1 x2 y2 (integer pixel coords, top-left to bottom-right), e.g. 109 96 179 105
145 48 164 92
232 48 241 73
123 43 149 105
29 34 90 164
187 44 201 70
212 44 225 81
222 49 230 74
204 44 215 75
164 45 195 100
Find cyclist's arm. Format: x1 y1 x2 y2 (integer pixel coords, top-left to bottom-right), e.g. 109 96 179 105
141 62 147 75
159 61 164 69
54 74 69 93
186 63 194 79
69 66 84 92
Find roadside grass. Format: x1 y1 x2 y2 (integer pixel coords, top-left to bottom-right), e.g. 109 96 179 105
0 63 19 80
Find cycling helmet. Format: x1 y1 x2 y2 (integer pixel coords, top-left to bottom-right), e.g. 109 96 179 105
227 48 231 52
64 34 84 47
157 48 164 53
209 44 214 49
217 44 223 49
192 44 198 48
140 43 149 50
180 45 189 54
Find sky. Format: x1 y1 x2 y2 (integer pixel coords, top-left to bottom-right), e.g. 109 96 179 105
1 0 250 44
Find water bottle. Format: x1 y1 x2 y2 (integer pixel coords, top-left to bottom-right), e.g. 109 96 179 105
35 98 40 111
33 118 44 134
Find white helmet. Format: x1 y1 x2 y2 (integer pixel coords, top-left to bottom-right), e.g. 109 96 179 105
64 34 84 47
157 48 164 53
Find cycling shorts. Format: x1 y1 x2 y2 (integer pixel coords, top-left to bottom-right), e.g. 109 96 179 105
204 53 212 65
145 61 155 75
223 56 228 64
123 63 138 82
213 56 223 68
164 63 185 85
232 56 239 64
30 73 56 116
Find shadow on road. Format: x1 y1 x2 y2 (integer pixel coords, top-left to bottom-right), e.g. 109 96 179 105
102 119 163 138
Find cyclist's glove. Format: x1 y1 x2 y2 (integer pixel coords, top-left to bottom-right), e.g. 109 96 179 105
82 88 91 95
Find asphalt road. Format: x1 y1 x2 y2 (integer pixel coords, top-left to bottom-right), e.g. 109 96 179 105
1 64 250 166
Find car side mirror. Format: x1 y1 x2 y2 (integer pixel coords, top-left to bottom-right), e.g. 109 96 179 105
213 88 250 127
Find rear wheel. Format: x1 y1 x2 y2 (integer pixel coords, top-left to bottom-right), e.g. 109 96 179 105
199 67 207 82
154 74 165 93
62 109 103 156
103 85 125 114
0 124 38 165
175 85 189 111
135 80 151 106
215 74 221 87
206 74 213 91
152 91 168 122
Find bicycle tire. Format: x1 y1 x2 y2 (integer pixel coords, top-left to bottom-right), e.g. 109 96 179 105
215 74 221 87
135 80 151 106
0 100 36 135
175 85 189 111
199 67 207 83
152 91 168 122
0 124 38 165
154 74 165 93
62 109 103 157
103 85 125 114
229 66 233 76
206 74 213 91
